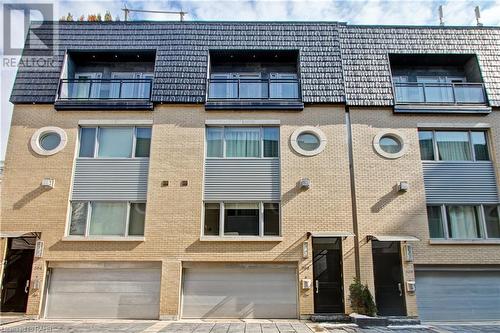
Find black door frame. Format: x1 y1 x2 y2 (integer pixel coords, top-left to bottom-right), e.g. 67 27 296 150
371 240 406 316
312 236 345 314
1 237 36 313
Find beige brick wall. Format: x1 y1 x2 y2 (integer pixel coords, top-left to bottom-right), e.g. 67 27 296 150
350 107 500 316
1 104 354 318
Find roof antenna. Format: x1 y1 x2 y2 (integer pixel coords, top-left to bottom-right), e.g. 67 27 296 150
475 6 483 27
121 6 187 22
438 5 445 26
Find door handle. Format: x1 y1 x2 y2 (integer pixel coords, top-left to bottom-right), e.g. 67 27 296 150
315 280 319 294
24 280 30 293
397 282 402 297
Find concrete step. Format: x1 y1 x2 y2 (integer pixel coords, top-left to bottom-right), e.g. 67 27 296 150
349 314 388 328
386 317 421 326
310 314 351 323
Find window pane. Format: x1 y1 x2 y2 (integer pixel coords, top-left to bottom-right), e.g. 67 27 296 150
264 203 280 236
98 127 133 158
436 131 471 161
484 205 500 238
225 127 261 158
263 127 279 157
89 202 127 236
128 203 146 236
471 132 489 161
446 205 481 239
224 203 259 236
204 203 220 236
418 131 434 160
426 206 444 238
79 128 96 157
69 202 88 235
206 127 223 157
135 128 152 157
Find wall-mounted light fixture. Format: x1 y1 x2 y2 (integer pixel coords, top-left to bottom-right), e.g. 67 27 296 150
398 181 409 192
302 241 309 258
41 178 55 189
299 178 311 190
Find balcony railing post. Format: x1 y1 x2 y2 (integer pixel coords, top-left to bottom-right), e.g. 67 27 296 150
88 80 93 99
267 78 271 100
421 82 426 103
237 78 240 99
451 83 457 104
118 80 123 99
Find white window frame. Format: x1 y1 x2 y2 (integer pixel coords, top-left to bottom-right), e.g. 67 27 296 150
418 129 490 162
427 204 500 240
78 126 152 159
205 126 280 159
66 201 146 238
202 201 281 238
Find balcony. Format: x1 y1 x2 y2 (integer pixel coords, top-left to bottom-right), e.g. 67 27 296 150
389 53 491 114
394 82 487 104
55 50 155 111
206 76 302 110
206 50 303 111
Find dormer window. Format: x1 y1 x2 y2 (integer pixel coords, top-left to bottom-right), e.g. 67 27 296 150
390 54 490 114
55 51 156 110
206 50 303 110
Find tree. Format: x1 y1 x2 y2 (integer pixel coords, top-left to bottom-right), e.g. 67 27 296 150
104 11 112 22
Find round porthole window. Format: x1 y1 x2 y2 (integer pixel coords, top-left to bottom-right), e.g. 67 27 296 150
290 126 327 156
39 132 62 151
297 132 321 151
373 130 408 159
31 126 67 156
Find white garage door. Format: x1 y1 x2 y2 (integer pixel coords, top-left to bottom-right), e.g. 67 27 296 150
416 268 500 321
45 262 161 319
182 264 298 318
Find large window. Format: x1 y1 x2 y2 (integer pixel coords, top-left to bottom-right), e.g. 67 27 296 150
203 202 280 237
79 126 152 158
68 201 146 237
418 130 489 161
206 126 279 158
426 204 500 239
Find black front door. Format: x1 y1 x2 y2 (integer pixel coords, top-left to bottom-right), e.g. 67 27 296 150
1 237 35 313
313 237 344 313
372 240 406 316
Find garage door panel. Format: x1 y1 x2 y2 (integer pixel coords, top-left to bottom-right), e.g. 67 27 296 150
182 266 297 319
416 269 500 321
46 265 161 319
49 280 160 293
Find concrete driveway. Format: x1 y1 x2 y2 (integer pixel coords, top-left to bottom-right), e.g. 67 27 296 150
1 320 500 333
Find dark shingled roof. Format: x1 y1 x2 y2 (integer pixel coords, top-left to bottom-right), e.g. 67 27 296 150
10 21 345 104
340 25 500 107
10 22 500 107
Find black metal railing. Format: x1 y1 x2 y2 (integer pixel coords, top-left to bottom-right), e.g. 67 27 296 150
57 78 153 100
207 78 301 100
393 82 487 104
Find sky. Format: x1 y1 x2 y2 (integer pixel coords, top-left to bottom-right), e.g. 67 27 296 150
1 0 500 160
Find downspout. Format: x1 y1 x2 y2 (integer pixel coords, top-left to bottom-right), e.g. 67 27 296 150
345 106 361 280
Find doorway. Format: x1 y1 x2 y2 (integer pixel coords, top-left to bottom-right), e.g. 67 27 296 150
372 240 406 316
312 237 344 313
1 237 36 313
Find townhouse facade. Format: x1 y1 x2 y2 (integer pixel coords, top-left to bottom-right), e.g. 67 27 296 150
0 21 499 321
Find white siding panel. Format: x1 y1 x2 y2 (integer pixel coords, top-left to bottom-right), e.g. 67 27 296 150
422 161 499 204
204 159 280 201
72 158 149 201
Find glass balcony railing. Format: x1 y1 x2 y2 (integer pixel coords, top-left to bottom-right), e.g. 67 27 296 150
57 79 153 100
393 82 487 104
208 78 301 100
